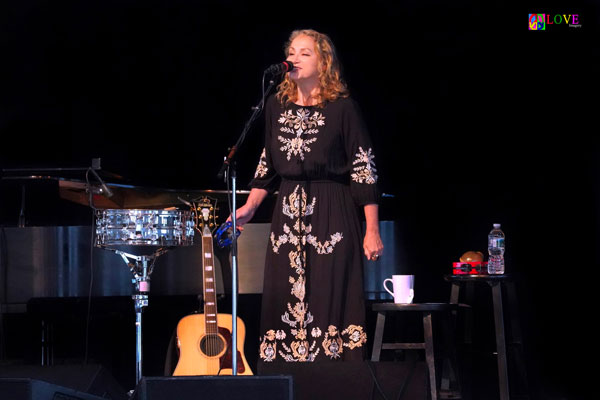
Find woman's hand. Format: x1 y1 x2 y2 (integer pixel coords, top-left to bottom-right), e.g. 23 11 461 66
225 188 268 228
363 230 384 261
227 203 257 229
363 203 383 261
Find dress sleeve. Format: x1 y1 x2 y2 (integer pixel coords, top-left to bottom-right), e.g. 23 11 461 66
342 98 380 206
249 96 280 193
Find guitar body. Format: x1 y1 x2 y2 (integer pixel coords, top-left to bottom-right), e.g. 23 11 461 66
173 313 253 376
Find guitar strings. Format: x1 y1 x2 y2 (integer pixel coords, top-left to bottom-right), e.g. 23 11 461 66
204 235 220 358
198 202 224 362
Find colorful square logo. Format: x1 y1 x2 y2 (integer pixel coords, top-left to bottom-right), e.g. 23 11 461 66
529 14 545 30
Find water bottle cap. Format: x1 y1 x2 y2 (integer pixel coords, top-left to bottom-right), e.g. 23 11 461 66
493 223 501 228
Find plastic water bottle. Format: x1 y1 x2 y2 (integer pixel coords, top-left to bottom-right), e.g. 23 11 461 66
487 223 505 274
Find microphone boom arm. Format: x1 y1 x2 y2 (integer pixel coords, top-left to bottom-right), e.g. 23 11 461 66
217 74 278 179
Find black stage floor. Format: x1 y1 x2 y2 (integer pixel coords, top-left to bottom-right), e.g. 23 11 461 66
0 295 586 399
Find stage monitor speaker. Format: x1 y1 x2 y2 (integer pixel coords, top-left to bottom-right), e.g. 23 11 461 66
0 364 128 400
0 378 108 400
259 361 427 400
133 376 293 400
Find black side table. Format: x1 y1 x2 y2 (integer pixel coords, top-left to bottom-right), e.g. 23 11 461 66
445 274 529 400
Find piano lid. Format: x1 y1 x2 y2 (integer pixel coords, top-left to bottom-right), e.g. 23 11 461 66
2 164 250 210
57 179 250 209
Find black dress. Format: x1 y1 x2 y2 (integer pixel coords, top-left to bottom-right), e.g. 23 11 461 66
249 95 379 365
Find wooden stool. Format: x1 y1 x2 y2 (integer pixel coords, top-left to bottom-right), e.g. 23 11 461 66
445 274 529 400
371 303 460 400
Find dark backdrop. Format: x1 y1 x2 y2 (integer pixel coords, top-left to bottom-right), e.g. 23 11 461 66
1 0 598 398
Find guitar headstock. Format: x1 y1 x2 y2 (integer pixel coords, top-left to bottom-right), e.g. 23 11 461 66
192 196 218 236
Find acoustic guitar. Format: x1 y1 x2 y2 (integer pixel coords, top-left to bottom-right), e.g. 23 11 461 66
173 197 252 376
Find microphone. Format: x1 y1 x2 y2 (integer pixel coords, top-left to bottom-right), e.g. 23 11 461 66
265 61 294 74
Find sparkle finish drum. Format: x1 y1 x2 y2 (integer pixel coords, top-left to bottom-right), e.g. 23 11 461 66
95 209 194 247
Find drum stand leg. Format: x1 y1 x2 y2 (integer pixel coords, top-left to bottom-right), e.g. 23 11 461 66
114 250 166 389
132 257 150 386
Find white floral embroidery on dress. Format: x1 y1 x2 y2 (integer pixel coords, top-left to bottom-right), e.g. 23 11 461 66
351 146 378 184
254 148 269 178
277 108 325 161
260 184 351 362
275 330 287 340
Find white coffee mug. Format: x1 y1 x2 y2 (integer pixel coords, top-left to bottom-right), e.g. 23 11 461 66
383 275 414 304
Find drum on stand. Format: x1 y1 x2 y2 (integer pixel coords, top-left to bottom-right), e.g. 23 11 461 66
95 209 195 248
94 209 195 391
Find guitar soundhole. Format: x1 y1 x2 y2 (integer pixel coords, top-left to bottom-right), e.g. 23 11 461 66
200 335 226 357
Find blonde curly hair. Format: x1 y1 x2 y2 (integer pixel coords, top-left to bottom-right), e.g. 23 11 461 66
276 29 349 108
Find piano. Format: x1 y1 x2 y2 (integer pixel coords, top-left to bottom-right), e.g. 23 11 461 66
0 163 400 308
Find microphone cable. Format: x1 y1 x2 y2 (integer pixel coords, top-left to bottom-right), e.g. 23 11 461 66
83 167 97 365
0 226 8 361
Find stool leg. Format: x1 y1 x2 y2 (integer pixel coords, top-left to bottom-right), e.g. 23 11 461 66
506 280 530 397
450 283 460 304
492 282 509 400
464 282 475 344
424 311 437 400
441 311 461 397
449 283 460 336
449 282 473 345
371 311 386 362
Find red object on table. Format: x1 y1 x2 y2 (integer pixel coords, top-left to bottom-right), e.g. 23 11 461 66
453 261 488 275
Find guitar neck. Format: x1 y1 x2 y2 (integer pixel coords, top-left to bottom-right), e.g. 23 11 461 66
202 228 218 335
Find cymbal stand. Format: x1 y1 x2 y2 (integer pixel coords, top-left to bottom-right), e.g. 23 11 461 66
111 247 168 386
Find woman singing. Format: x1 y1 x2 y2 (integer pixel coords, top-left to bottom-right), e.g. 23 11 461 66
233 29 383 367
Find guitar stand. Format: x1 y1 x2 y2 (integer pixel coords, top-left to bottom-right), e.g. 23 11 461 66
109 247 169 388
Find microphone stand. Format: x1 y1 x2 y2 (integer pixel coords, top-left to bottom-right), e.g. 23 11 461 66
217 72 277 375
